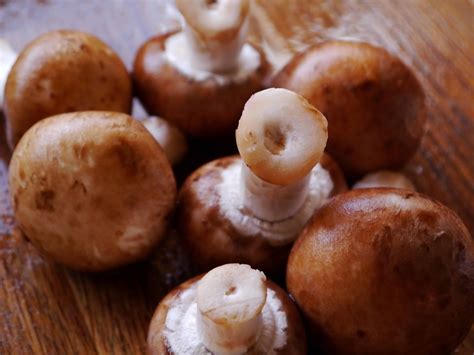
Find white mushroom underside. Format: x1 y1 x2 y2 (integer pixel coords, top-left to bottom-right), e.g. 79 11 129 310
0 39 17 109
164 32 261 85
218 160 334 245
163 283 287 354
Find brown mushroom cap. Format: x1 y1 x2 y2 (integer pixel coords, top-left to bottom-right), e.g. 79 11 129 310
147 275 306 354
133 32 268 138
8 112 176 271
178 154 347 276
287 188 474 355
4 30 132 149
273 40 426 177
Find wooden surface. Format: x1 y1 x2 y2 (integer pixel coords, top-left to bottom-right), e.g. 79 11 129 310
0 0 473 353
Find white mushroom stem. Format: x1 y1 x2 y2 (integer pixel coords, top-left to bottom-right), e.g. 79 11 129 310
236 88 328 222
196 264 267 354
175 0 249 73
0 39 17 110
141 116 188 165
241 163 311 221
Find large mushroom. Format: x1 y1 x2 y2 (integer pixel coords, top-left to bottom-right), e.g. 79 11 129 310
178 88 347 276
133 0 268 138
287 188 474 354
9 111 176 271
273 40 426 177
147 263 306 354
4 30 132 149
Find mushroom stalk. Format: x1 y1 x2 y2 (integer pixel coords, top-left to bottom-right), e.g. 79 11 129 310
236 88 329 223
182 23 247 73
241 162 311 221
196 264 267 354
175 0 250 73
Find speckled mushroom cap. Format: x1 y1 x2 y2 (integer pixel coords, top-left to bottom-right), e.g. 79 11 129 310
273 40 426 177
178 153 347 276
133 32 268 138
287 188 474 355
147 275 307 354
4 30 132 148
8 111 176 271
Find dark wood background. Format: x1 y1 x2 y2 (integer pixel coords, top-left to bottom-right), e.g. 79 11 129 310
0 0 473 353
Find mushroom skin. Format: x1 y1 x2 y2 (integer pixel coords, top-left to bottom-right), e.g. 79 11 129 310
147 272 306 354
133 32 268 138
178 153 347 276
287 188 474 355
273 40 426 177
0 38 17 110
9 112 176 271
353 170 416 190
4 30 132 149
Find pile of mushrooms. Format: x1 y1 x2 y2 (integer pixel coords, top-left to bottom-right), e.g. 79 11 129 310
2 2 473 354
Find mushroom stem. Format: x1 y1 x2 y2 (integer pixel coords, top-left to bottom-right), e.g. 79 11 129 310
241 162 311 221
196 264 267 354
182 24 247 73
0 38 17 110
175 0 249 73
235 88 329 222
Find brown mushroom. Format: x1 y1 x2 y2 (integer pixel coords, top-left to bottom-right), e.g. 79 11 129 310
178 88 347 276
133 0 268 138
353 170 416 190
287 188 474 354
273 40 426 177
147 263 306 354
4 30 132 149
8 111 176 271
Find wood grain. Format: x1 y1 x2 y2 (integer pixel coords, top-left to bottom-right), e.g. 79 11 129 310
0 0 473 353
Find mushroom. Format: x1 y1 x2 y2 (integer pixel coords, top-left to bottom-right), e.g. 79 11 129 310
8 111 176 271
133 0 268 138
147 263 306 354
4 30 132 149
0 38 17 111
287 188 474 354
273 40 426 177
178 88 347 275
141 116 188 166
353 170 416 190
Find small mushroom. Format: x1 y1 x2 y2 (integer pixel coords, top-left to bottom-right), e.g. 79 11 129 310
133 0 268 138
9 111 176 271
178 88 347 275
273 40 426 177
142 116 188 166
0 38 17 110
287 189 474 354
147 263 306 354
353 170 416 190
4 30 132 149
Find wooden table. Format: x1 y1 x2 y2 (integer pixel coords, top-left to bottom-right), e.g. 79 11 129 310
1 0 473 353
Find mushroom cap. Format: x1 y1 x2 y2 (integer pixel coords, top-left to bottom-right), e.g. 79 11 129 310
178 154 346 276
133 32 267 138
287 188 474 355
273 40 426 177
4 30 132 149
147 274 306 355
9 111 176 271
